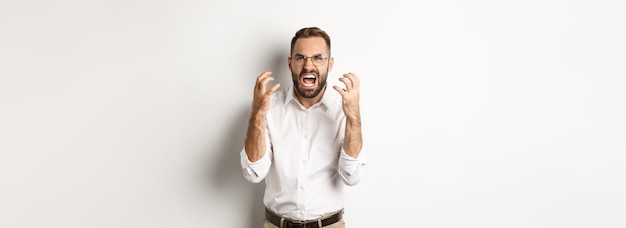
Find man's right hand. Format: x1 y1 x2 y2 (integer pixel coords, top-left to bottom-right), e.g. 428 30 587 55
252 71 281 116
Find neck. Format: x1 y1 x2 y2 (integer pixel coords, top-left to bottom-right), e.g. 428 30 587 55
295 85 326 109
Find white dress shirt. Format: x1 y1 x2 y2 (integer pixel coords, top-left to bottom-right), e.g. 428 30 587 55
240 85 367 221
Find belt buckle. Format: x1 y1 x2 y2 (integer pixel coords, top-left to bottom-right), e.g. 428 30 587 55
285 220 307 228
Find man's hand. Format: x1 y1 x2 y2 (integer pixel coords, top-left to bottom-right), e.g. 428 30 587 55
333 72 360 120
333 72 362 158
252 71 281 116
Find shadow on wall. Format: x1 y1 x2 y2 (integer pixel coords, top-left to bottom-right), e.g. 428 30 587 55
209 49 289 227
209 105 265 228
272 52 292 89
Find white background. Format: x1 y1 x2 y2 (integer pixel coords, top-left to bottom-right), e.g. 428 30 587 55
1 0 625 227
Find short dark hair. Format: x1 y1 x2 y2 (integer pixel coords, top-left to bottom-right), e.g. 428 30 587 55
290 27 331 56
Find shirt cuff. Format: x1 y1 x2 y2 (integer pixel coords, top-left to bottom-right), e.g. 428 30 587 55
240 148 271 183
338 148 367 185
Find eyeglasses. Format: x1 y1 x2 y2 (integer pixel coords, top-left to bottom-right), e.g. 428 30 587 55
291 54 329 67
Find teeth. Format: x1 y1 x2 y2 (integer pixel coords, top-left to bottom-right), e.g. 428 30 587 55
303 75 315 87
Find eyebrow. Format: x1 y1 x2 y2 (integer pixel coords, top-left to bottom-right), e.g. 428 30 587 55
294 53 326 57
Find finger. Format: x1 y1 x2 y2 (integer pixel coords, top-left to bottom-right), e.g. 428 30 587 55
268 83 281 94
255 71 272 89
260 71 272 78
256 71 272 82
333 85 347 96
259 76 275 92
343 72 359 90
345 72 359 89
338 77 352 91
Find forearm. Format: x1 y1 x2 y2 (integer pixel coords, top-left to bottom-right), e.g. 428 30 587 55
244 113 267 162
343 113 362 158
339 114 366 185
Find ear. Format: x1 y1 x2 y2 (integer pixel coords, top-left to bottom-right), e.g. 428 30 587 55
287 56 292 69
329 57 334 72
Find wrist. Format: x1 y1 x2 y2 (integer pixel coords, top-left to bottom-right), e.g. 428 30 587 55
249 112 266 126
346 115 361 127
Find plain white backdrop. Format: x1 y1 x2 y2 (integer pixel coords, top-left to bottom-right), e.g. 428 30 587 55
1 0 625 227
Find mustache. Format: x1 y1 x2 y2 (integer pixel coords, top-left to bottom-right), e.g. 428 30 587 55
300 70 318 77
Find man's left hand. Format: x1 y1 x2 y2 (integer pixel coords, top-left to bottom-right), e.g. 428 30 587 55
333 72 361 120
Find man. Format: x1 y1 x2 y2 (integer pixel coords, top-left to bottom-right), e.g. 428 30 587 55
240 27 367 228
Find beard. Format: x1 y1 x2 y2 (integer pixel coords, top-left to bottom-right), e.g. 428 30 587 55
292 68 328 99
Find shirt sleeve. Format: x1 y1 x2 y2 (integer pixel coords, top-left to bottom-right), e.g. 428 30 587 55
337 148 367 186
240 148 271 183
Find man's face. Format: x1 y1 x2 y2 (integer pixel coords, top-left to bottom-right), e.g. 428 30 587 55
289 37 334 99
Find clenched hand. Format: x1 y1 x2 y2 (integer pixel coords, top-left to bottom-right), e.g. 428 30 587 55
252 71 281 116
333 72 360 120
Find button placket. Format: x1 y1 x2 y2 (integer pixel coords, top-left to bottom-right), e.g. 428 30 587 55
296 110 309 213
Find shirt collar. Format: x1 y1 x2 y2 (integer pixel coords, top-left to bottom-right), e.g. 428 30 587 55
285 84 337 110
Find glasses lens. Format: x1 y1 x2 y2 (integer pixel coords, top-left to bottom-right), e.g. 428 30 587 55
313 55 325 65
292 55 327 66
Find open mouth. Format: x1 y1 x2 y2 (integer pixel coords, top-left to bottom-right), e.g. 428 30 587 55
302 74 316 88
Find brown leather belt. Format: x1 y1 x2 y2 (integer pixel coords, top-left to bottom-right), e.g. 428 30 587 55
265 208 343 228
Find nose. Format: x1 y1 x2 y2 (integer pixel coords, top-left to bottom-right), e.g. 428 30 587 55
303 57 316 70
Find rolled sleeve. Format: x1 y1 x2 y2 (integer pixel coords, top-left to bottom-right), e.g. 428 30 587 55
338 148 367 186
240 148 271 183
